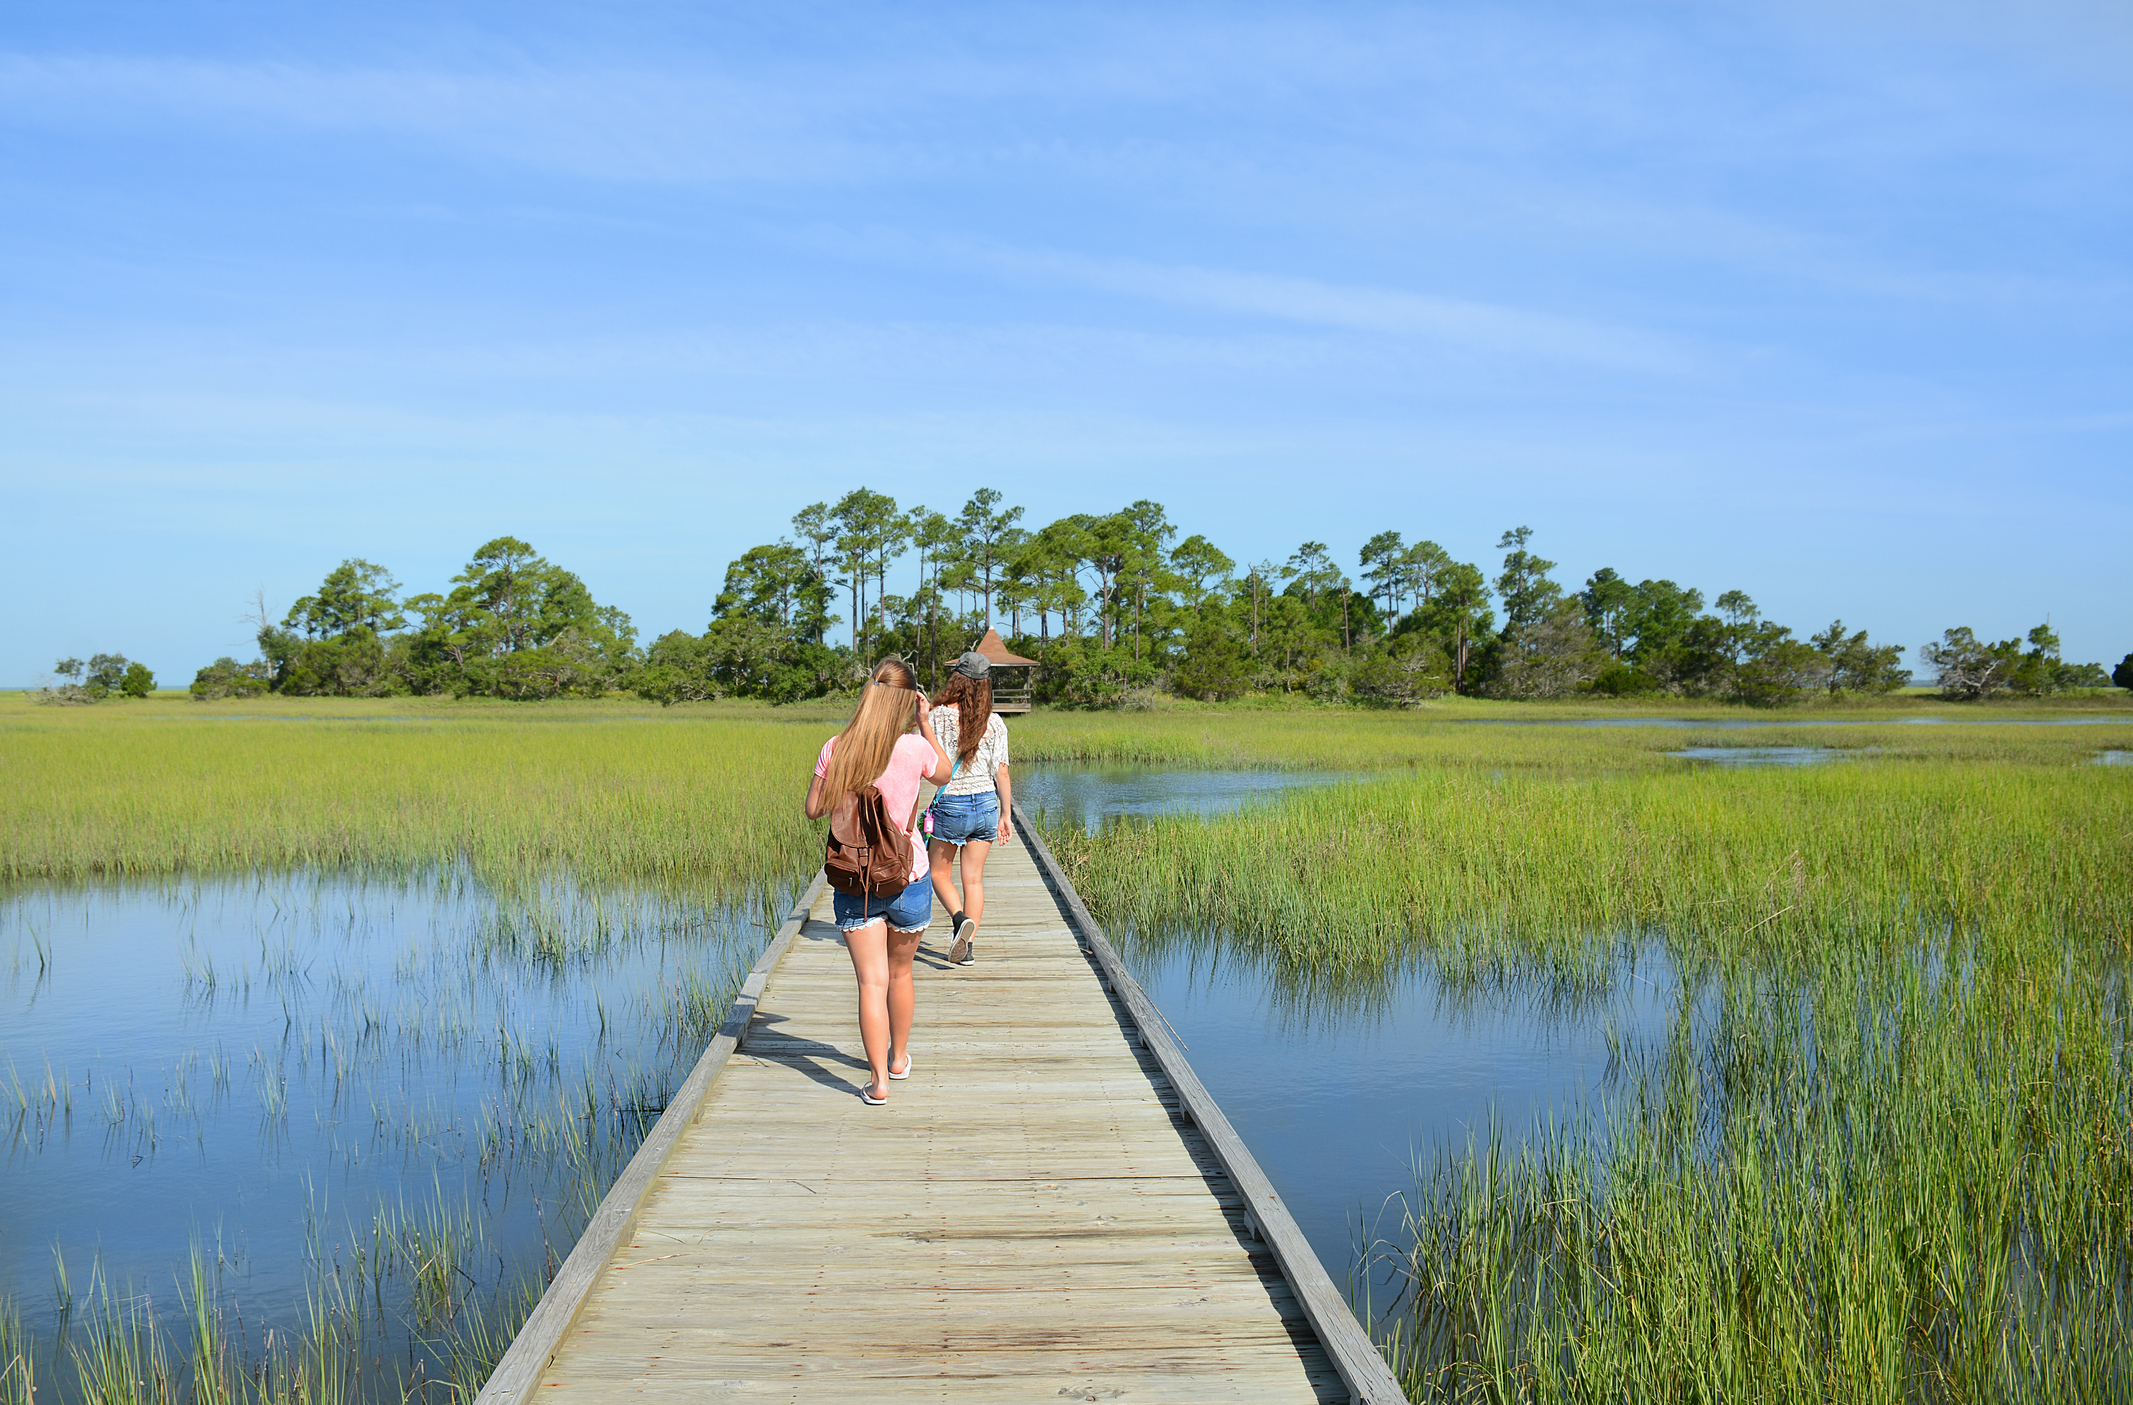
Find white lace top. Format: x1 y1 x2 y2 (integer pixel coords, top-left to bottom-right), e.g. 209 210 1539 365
928 710 1010 796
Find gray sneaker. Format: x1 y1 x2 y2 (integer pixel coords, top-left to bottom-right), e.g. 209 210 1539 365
948 918 978 966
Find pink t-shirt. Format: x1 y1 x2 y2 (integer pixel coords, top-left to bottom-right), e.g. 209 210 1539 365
815 732 936 883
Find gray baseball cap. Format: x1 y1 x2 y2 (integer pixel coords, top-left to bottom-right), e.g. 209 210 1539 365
953 651 992 679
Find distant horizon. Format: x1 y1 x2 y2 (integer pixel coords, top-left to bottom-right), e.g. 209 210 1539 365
5 2 2128 683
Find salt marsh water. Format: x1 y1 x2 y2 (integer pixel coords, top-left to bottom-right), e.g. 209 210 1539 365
0 874 783 1393
1668 745 1849 766
1014 763 1357 831
1120 936 1668 1316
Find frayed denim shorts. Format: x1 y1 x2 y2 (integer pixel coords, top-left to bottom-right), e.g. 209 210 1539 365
926 791 999 847
833 879 932 934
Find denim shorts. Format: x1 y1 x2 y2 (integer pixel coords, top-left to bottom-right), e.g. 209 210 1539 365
832 879 933 933
926 791 999 847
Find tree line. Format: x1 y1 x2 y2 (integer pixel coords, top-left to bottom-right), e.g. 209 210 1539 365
188 537 636 700
33 654 157 704
168 492 2129 706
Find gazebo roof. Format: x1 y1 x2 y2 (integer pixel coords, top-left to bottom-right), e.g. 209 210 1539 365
971 628 1038 667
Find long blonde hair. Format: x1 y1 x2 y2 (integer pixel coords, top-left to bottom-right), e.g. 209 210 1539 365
935 671 993 765
820 658 920 806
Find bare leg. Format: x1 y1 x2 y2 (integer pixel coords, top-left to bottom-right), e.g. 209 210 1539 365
928 838 963 917
844 921 891 1098
958 838 994 933
885 925 922 1072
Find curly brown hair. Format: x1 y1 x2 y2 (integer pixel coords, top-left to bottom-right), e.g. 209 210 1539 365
934 670 993 765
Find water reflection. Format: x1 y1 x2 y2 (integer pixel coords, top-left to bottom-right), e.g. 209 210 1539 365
1111 926 1674 1323
0 873 785 1391
1015 764 1356 831
2101 750 2131 766
1669 746 1850 767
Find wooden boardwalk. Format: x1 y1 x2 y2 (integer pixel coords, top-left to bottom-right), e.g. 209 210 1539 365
477 805 1402 1404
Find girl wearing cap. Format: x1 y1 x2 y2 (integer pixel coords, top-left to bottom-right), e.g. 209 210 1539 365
925 649 1014 966
804 657 955 1105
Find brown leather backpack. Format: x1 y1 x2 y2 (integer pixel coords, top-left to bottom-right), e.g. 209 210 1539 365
823 781 923 897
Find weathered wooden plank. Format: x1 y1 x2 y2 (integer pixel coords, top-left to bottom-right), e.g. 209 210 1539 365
547 1340 1337 1375
535 1366 1344 1405
604 1252 1277 1280
594 1254 1278 1275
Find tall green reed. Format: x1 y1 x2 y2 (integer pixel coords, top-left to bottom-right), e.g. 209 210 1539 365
0 1294 34 1405
1386 950 2132 1400
17 1239 551 1405
1043 760 2132 984
1013 702 2133 772
1 699 831 894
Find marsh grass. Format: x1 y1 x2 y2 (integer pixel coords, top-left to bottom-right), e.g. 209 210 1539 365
6 695 2123 891
69 1275 179 1405
1043 752 2132 989
0 698 832 893
1012 697 2133 772
5 1223 563 1405
1 1295 33 1405
1386 953 2133 1400
1039 725 2133 1400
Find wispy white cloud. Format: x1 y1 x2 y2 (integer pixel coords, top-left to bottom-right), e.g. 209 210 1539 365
998 248 1695 372
795 228 1697 372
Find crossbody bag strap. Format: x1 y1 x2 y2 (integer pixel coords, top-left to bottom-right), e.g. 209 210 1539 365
921 754 961 826
916 717 962 841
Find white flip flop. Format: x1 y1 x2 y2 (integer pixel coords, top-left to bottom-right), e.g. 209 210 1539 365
888 1053 914 1080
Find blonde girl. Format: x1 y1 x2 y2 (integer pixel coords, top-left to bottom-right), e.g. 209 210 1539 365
804 657 954 1104
925 651 1013 967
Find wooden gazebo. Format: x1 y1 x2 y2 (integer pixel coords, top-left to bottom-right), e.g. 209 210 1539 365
971 628 1038 714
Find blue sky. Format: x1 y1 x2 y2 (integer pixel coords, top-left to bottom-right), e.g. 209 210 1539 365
4 1 2129 683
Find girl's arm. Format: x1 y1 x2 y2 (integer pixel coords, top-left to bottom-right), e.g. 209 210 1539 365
915 690 954 784
994 764 1013 846
804 772 831 820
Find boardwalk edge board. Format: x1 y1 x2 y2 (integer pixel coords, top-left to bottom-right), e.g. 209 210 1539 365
1012 800 1408 1405
472 870 830 1405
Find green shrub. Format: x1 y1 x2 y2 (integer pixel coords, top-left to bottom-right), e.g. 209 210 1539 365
188 658 271 701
